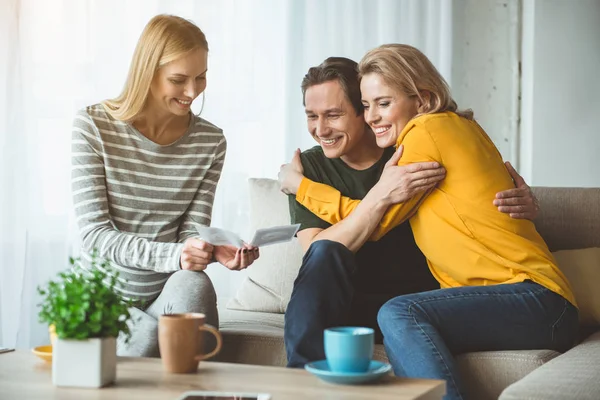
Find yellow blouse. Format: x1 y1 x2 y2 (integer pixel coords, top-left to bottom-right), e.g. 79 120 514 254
296 112 576 306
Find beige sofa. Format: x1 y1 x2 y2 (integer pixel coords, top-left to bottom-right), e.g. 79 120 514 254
213 179 600 400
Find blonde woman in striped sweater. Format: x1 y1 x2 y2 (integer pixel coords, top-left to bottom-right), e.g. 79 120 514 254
71 15 259 357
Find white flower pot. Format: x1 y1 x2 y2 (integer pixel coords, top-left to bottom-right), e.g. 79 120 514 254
52 337 117 388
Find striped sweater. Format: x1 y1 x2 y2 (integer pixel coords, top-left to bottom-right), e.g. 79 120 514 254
71 104 226 302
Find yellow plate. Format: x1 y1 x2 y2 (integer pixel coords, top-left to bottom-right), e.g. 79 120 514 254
32 345 53 362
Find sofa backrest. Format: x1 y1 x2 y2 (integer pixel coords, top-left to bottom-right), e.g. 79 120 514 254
531 187 600 251
228 180 600 318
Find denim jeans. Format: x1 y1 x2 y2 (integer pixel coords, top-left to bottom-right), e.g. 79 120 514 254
284 239 436 368
284 240 355 368
378 281 579 400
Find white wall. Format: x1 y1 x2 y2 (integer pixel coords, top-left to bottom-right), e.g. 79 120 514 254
452 0 521 163
520 0 600 187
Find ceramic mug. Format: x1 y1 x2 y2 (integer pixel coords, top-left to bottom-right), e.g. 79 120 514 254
158 313 222 373
324 326 374 373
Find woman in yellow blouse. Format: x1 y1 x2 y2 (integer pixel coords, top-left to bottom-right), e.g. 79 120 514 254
280 44 578 400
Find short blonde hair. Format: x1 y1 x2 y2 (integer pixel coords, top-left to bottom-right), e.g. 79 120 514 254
358 44 473 120
102 15 208 122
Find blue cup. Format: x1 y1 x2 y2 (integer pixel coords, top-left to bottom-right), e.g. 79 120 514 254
324 327 374 373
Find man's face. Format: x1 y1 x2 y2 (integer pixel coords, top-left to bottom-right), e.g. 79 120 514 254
304 80 366 159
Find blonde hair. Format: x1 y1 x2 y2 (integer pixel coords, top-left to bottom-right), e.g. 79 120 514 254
102 15 208 122
358 44 473 120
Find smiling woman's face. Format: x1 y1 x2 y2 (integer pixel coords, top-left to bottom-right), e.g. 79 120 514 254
360 72 419 148
148 48 208 117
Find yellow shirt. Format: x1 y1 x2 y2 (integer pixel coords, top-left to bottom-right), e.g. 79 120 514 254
296 112 576 306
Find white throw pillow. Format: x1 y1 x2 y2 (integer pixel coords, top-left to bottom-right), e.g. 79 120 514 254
227 178 304 313
552 247 600 326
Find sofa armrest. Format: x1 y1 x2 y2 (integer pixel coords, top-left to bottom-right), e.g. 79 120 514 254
500 330 600 400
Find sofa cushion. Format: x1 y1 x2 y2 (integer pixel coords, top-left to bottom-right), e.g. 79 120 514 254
457 350 560 400
500 330 600 400
219 307 285 334
227 178 304 313
215 307 287 366
552 247 600 326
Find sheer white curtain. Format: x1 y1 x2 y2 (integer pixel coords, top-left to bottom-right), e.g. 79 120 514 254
0 0 452 349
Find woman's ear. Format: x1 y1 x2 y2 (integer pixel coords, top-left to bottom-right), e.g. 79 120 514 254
417 90 431 113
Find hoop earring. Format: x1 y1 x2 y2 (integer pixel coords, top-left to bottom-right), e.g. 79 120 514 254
195 92 206 117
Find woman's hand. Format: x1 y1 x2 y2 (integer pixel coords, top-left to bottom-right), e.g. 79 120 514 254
371 145 446 206
180 238 214 271
494 161 540 220
278 149 305 195
214 244 260 271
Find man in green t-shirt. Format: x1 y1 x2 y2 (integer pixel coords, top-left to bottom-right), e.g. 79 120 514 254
282 57 539 368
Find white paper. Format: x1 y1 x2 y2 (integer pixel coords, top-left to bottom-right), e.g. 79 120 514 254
195 226 244 247
249 224 301 247
195 224 300 248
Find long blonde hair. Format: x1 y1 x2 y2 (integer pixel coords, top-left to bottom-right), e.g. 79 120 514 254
358 44 473 120
102 15 208 122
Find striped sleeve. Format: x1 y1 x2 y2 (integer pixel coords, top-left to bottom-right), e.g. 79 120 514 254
177 137 227 243
71 110 183 272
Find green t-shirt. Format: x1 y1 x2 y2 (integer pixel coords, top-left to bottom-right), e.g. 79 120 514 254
288 146 437 295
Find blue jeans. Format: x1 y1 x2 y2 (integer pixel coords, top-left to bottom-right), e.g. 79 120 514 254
378 281 579 400
284 240 437 368
285 240 356 368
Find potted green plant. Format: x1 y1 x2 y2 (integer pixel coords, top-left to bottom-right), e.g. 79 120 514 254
37 250 132 388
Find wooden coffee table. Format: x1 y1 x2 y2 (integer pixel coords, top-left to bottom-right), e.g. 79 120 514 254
0 351 445 399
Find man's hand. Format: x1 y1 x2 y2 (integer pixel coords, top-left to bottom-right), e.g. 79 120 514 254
214 244 260 271
278 148 304 195
370 145 446 206
494 161 540 220
180 238 214 271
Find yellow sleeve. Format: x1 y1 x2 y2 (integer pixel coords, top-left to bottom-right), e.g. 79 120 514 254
295 125 441 240
295 177 360 225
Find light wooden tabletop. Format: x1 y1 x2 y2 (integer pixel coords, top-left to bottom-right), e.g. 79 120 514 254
0 351 445 400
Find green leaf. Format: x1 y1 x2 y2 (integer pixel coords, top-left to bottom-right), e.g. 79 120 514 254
36 248 133 341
